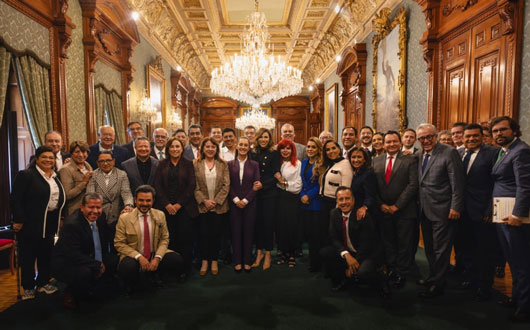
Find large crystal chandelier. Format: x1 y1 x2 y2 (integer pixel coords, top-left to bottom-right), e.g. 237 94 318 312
136 89 158 123
235 104 275 130
210 0 303 107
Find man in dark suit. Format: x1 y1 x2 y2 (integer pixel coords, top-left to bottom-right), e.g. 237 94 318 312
122 121 146 159
373 131 418 288
151 127 168 160
490 116 530 322
454 123 499 301
122 137 159 195
52 193 117 309
416 123 465 298
29 131 71 170
320 187 387 296
183 124 203 161
87 125 129 169
401 128 418 155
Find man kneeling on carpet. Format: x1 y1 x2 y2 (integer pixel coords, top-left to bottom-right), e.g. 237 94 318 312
52 192 118 309
114 185 184 293
320 187 389 297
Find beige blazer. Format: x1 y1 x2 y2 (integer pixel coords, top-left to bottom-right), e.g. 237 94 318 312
59 161 93 215
193 158 230 214
114 208 172 261
321 159 353 198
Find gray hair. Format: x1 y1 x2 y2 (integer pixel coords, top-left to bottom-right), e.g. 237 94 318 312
98 125 115 136
416 123 437 135
81 192 103 205
281 123 294 132
438 130 451 139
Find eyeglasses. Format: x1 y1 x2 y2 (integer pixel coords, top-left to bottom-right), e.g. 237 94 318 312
418 134 435 142
97 159 114 164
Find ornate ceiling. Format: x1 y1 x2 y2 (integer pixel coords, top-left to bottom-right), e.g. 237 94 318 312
126 0 398 92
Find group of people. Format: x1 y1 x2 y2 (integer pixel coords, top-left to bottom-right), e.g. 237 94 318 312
9 116 530 322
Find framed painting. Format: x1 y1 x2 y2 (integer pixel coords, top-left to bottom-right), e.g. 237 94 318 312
325 83 338 139
372 7 407 133
146 56 166 127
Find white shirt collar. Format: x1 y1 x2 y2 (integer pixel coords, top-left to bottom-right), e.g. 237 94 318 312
36 165 57 179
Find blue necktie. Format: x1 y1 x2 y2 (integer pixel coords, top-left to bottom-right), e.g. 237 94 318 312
462 150 473 173
91 222 102 262
422 153 431 174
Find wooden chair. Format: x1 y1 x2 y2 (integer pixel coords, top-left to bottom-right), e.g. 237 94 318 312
0 239 15 275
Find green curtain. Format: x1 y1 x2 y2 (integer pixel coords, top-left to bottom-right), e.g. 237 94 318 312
0 47 11 125
15 55 52 148
106 91 125 144
94 86 107 129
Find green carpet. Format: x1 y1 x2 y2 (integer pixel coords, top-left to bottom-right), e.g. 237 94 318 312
0 249 526 330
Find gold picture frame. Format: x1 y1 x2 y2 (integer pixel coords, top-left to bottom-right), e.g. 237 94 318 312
372 7 407 133
146 56 166 127
325 83 338 139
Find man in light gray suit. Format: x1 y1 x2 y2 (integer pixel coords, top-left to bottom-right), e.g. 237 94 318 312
416 123 465 298
373 131 418 289
122 137 159 196
281 123 307 161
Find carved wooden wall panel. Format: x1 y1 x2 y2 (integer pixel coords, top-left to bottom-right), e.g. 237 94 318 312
200 97 237 135
309 84 324 138
337 44 367 135
416 0 523 129
272 96 310 144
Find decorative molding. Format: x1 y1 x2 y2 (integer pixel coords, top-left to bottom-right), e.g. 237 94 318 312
442 0 478 17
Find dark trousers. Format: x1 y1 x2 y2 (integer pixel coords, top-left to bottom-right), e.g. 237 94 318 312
220 212 232 261
497 224 530 311
304 209 327 269
230 202 256 266
19 234 54 290
166 209 193 269
320 246 384 288
277 191 300 256
199 212 223 261
53 254 118 299
379 213 415 277
118 252 184 288
421 212 456 286
255 189 278 251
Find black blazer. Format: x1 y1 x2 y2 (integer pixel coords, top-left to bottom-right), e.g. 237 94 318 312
11 166 65 238
373 152 419 218
121 156 159 196
328 208 383 264
250 148 280 197
52 209 110 277
154 158 198 218
350 167 377 210
459 145 499 221
87 143 130 170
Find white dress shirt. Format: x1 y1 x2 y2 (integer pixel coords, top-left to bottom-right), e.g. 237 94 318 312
154 146 165 160
55 152 64 170
233 157 249 205
221 146 236 162
204 162 217 201
191 145 199 159
340 211 357 257
36 165 60 211
277 160 302 194
385 153 397 170
462 148 480 174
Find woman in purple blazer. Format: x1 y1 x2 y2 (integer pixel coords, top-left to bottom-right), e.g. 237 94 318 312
228 137 261 272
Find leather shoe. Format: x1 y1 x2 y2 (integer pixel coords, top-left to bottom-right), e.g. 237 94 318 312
474 288 491 302
392 275 406 289
331 280 348 292
63 291 77 310
510 308 529 323
497 297 515 308
419 284 444 298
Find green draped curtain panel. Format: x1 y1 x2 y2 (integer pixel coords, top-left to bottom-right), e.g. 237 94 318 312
0 47 11 125
106 91 125 144
15 55 52 148
94 86 107 130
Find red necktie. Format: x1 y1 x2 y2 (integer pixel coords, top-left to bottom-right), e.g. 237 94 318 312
342 216 348 247
143 214 151 260
385 156 393 184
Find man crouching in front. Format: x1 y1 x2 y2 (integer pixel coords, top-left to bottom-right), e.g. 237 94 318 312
114 185 184 294
52 192 118 309
320 187 389 297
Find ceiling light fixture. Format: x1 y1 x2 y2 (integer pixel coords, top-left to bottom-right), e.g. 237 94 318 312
210 0 303 129
131 11 140 21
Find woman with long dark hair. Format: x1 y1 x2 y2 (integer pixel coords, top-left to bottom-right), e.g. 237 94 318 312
154 137 198 277
11 146 66 300
250 128 281 270
348 146 378 221
193 137 230 276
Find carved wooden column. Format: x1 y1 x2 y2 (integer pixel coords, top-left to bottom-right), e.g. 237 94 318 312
80 0 139 143
336 44 367 134
171 70 190 128
309 84 324 138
